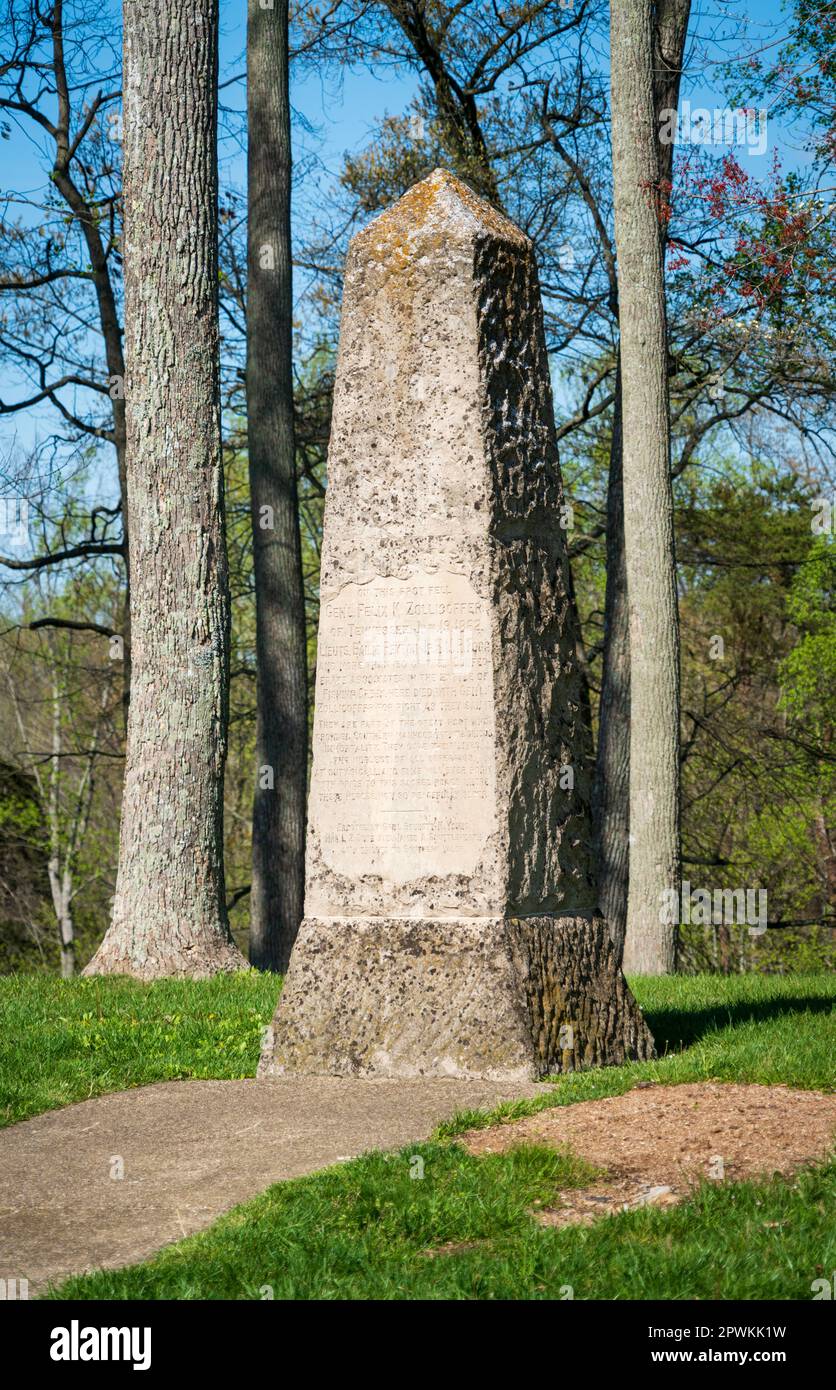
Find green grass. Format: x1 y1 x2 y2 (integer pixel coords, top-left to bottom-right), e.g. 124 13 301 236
4 970 834 1300
1 971 832 1133
48 1143 836 1301
0 971 281 1127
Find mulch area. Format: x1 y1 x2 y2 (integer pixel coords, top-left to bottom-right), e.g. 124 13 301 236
458 1082 836 1227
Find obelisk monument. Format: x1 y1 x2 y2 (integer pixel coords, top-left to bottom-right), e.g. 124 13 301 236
259 169 653 1080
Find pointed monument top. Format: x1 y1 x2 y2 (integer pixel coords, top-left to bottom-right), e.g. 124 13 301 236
353 167 530 263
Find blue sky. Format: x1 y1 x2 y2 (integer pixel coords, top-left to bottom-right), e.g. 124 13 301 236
285 1 806 182
0 0 805 230
0 0 810 501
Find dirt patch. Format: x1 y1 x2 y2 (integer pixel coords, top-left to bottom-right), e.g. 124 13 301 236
459 1083 836 1228
531 1179 682 1228
420 1239 486 1258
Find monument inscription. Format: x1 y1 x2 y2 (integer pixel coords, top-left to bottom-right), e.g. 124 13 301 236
311 570 496 883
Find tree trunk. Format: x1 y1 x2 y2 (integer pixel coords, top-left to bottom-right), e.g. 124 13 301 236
85 0 245 978
58 877 76 980
47 858 76 979
609 0 682 974
46 670 74 978
592 360 631 960
595 0 690 968
653 0 693 192
245 0 308 973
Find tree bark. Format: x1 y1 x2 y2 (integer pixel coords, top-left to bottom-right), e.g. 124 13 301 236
653 0 693 185
55 877 76 980
813 805 836 921
609 0 682 973
592 360 631 960
507 915 655 1071
246 0 309 973
595 0 690 968
85 0 245 978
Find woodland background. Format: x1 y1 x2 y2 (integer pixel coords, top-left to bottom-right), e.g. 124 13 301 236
0 0 833 976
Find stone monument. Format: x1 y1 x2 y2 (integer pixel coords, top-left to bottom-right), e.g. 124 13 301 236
259 169 654 1081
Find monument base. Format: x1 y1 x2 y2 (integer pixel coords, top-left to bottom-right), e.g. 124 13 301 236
258 915 655 1081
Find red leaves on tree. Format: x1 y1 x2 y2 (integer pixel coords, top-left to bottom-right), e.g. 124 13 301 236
674 152 832 316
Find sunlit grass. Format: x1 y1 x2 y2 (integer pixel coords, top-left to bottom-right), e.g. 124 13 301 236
49 1143 836 1301
0 971 281 1127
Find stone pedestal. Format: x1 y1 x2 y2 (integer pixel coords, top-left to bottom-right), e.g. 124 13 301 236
259 169 654 1080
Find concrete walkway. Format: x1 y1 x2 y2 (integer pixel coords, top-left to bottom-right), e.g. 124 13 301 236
0 1076 541 1292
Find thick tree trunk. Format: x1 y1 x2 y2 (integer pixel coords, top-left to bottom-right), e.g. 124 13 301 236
596 0 690 968
246 0 308 973
609 0 681 974
85 0 245 978
507 915 654 1072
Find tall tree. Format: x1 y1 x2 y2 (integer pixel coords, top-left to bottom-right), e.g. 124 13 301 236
85 0 245 976
593 0 690 962
609 0 681 972
245 0 308 972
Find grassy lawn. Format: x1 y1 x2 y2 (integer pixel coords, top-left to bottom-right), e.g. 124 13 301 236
0 971 281 1128
49 1142 836 1301
3 970 834 1299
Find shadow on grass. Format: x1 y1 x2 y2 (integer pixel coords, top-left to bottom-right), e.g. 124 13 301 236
644 995 836 1056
